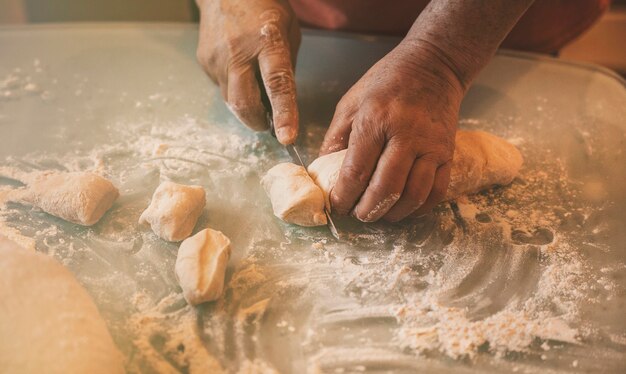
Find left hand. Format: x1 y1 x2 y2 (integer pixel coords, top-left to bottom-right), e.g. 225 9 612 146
319 40 465 222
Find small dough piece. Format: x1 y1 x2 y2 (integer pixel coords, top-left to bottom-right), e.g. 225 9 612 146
175 228 232 306
307 149 346 212
4 170 119 226
139 181 206 242
308 130 523 205
261 163 327 227
0 236 125 374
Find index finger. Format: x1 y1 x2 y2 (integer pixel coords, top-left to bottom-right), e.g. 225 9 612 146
258 23 298 145
330 117 385 215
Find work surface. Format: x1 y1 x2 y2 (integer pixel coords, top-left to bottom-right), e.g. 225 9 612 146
1 24 625 373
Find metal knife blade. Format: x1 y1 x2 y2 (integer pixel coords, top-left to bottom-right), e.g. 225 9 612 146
286 143 339 240
265 112 340 240
323 209 340 240
285 143 305 167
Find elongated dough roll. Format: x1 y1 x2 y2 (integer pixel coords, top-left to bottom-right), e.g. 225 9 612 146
445 130 523 199
261 163 327 227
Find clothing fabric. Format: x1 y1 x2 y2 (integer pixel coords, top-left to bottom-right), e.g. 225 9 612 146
288 0 610 53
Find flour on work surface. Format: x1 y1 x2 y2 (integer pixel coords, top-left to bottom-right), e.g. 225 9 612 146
1 61 623 374
384 161 597 359
126 293 225 373
0 218 36 250
0 64 45 101
299 137 618 368
0 112 283 372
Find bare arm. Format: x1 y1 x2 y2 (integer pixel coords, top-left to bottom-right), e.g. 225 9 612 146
321 0 535 222
403 0 535 91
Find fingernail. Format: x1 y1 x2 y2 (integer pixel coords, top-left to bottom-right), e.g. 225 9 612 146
351 208 371 223
276 127 295 144
351 211 363 222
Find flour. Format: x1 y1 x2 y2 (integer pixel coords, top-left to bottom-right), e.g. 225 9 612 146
126 293 225 373
0 218 36 250
357 193 400 222
395 298 579 360
238 359 280 374
385 158 600 358
0 65 46 102
0 100 622 372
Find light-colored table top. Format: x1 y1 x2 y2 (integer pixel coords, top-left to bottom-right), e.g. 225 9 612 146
1 23 625 373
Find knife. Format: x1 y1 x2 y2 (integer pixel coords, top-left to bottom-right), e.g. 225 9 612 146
263 105 340 240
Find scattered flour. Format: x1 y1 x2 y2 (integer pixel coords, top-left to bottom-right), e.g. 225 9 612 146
126 293 224 373
0 94 623 372
0 219 36 250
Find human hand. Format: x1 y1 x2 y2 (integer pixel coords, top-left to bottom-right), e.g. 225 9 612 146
196 0 301 144
320 41 465 222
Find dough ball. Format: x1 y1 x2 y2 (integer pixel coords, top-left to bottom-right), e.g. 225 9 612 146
307 130 523 207
14 171 119 226
175 228 232 306
0 236 125 374
139 181 206 242
261 163 327 227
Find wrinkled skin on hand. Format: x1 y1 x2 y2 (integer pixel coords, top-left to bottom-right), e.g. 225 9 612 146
196 0 301 144
320 41 465 222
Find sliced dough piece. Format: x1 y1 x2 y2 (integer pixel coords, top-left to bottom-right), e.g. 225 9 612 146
307 149 346 212
0 236 125 374
139 181 206 242
175 228 232 306
308 130 523 205
261 162 327 227
2 170 119 226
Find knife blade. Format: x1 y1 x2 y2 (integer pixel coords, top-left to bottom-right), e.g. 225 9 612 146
265 112 340 240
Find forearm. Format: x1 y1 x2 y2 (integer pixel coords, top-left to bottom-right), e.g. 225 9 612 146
195 0 293 13
402 0 535 91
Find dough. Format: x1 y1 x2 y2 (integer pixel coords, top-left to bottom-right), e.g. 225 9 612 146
139 181 206 242
1 169 119 226
446 130 523 199
307 149 346 212
261 162 327 226
308 130 523 205
175 228 232 306
0 236 125 374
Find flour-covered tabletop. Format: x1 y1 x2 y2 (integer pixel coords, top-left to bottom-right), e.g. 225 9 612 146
1 24 625 373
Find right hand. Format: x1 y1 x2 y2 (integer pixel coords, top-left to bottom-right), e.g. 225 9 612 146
196 0 301 145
